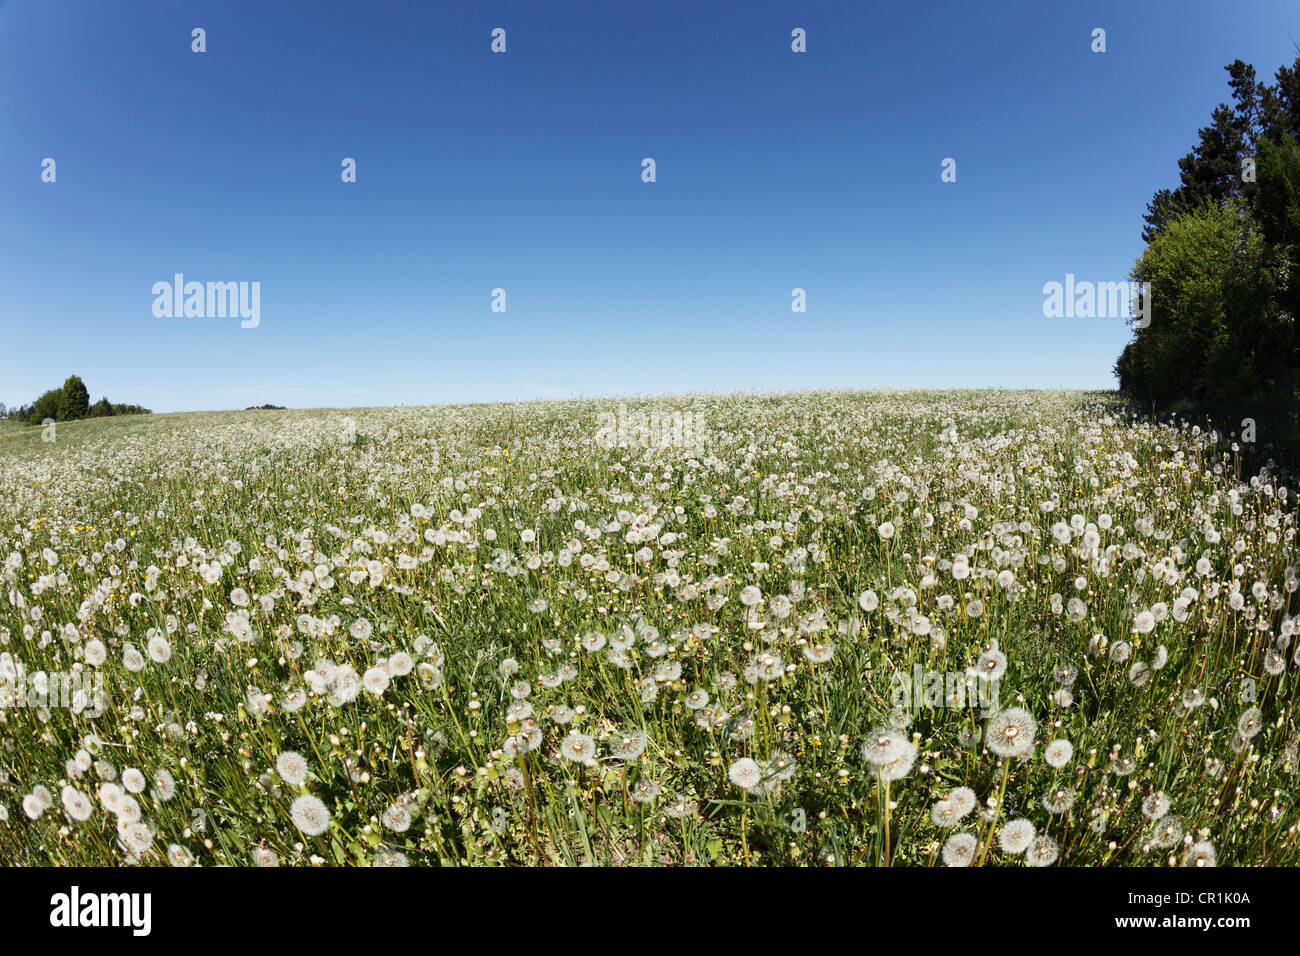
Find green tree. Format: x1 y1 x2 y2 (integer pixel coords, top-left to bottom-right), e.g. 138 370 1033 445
1141 57 1300 243
1128 200 1279 405
1255 134 1300 375
58 375 90 421
29 388 61 425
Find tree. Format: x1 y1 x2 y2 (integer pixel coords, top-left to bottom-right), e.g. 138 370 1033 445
1124 56 1300 413
29 389 61 425
1127 200 1279 405
15 377 148 425
1256 134 1300 369
58 375 90 421
1141 57 1300 243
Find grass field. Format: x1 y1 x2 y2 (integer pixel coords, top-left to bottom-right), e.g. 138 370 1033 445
0 390 1296 866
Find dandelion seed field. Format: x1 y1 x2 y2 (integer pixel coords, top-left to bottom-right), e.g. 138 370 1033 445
1 390 1297 867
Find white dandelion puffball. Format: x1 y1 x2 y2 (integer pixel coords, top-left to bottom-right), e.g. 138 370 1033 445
560 731 596 764
147 635 172 663
1026 835 1059 867
276 750 309 786
121 768 147 794
1044 739 1074 769
362 666 390 695
999 818 1036 854
728 757 763 791
291 794 331 836
941 832 977 867
985 707 1036 759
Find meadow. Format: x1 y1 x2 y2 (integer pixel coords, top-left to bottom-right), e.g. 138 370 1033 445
0 390 1296 866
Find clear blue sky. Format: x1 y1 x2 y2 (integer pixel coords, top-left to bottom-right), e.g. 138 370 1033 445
1 0 1297 412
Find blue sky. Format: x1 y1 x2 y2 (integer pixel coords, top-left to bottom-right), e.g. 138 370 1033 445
1 0 1297 412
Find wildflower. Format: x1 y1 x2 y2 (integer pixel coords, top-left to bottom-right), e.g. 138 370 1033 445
930 797 959 827
252 847 280 867
728 757 763 791
1150 816 1184 849
290 795 331 836
560 732 596 764
609 732 647 761
985 707 1036 759
1112 753 1139 776
1044 739 1073 768
861 730 911 766
630 779 661 803
381 803 412 832
803 643 835 664
374 848 409 866
362 666 390 696
684 689 710 710
152 769 176 802
61 786 93 822
1042 787 1076 814
941 832 977 866
976 648 1007 681
122 645 145 673
147 635 172 663
1141 792 1171 820
1183 841 1217 867
276 751 309 786
1026 835 1059 866
999 818 1035 854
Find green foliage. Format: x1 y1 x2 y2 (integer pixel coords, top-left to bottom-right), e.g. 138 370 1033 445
27 389 61 426
1256 134 1300 365
0 395 1297 867
57 375 90 421
1125 201 1274 404
7 377 151 425
1122 57 1300 420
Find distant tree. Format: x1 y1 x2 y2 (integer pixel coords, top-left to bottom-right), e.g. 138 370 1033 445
58 375 90 421
16 378 150 425
29 389 61 426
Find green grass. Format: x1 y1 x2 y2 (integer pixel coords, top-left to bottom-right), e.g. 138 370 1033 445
0 389 1296 866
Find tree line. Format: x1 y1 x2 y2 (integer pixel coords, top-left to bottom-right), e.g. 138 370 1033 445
1116 53 1300 416
1 375 151 425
